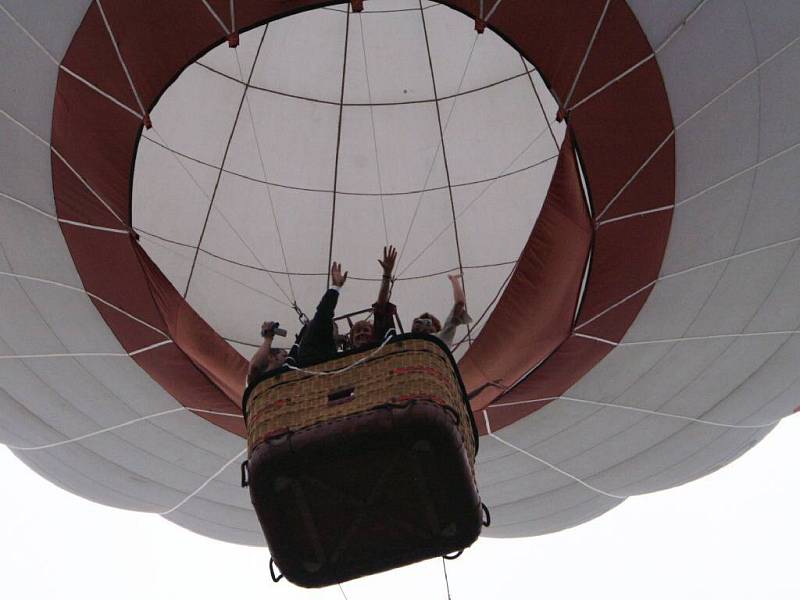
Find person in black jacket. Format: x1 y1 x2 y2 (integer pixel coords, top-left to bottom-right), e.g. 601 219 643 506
289 261 348 366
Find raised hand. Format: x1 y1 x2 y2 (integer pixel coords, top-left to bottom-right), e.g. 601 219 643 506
448 273 466 318
378 245 397 276
331 261 348 287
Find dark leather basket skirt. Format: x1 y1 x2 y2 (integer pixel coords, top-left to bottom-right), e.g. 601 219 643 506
243 335 482 588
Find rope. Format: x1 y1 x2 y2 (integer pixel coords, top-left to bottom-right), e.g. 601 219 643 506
596 204 673 227
327 3 352 288
0 340 172 361
482 412 627 500
396 31 480 272
181 28 294 304
283 329 396 376
576 329 800 348
596 25 800 223
159 447 247 515
594 131 674 222
442 557 452 600
0 270 170 338
0 109 128 226
357 10 389 246
233 47 298 304
676 138 800 209
568 0 710 112
418 0 473 347
0 191 129 234
144 128 291 305
95 0 149 120
131 227 519 281
578 231 800 331
521 54 559 149
484 0 504 22
488 395 785 430
0 3 142 119
398 126 557 277
8 405 241 451
137 228 292 307
562 0 611 110
141 128 552 197
199 0 231 34
450 261 516 353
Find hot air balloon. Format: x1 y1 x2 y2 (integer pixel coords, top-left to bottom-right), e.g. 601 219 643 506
2 0 799 584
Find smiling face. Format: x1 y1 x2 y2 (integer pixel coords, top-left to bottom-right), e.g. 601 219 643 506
350 320 374 348
411 313 441 335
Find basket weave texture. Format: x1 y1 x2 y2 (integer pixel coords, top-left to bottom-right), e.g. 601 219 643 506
245 338 475 465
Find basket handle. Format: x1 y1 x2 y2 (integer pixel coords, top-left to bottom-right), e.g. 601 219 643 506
240 460 249 488
481 503 491 527
269 557 284 583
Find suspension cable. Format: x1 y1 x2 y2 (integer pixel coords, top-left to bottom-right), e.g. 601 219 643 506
233 47 298 304
357 10 390 247
442 557 452 600
327 3 352 288
418 0 473 346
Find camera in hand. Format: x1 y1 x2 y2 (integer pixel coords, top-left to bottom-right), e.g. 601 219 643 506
262 322 287 338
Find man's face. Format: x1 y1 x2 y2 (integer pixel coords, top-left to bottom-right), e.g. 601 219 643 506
412 314 437 335
350 321 374 348
267 348 288 369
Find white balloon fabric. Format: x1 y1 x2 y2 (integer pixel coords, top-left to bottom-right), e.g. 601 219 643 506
1 0 799 545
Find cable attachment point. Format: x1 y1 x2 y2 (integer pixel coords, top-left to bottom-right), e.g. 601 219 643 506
474 18 486 33
142 113 153 129
351 0 364 12
227 31 240 48
443 549 464 560
556 107 567 123
292 301 309 325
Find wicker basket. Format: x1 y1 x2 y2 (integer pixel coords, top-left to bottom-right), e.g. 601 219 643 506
244 335 477 466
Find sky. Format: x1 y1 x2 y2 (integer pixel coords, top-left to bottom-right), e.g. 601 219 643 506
1 413 798 600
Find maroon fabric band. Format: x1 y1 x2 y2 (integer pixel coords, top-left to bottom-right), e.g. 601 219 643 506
52 0 673 438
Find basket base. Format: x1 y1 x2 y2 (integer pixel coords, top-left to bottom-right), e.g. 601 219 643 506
248 400 481 587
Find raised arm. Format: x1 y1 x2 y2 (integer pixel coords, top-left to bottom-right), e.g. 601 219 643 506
448 273 466 319
376 245 396 306
434 273 472 347
247 321 277 383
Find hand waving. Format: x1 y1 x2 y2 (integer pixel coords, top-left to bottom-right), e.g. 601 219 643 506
331 261 348 287
378 245 397 276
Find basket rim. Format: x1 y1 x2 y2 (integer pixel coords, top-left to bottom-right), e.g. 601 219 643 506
242 333 478 451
